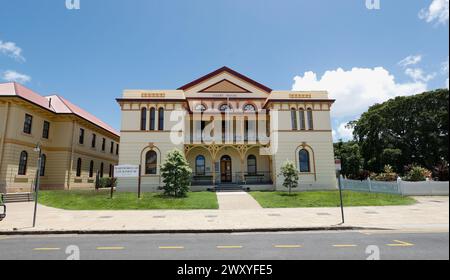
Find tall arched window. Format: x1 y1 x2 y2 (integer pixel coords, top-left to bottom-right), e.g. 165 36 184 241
145 150 158 175
299 109 306 130
307 108 314 130
109 164 114 178
89 160 94 178
291 109 298 130
247 155 257 175
140 107 147 131
299 149 311 173
195 155 206 176
100 162 104 178
150 108 156 131
18 151 28 175
76 158 82 177
158 108 164 131
40 154 47 176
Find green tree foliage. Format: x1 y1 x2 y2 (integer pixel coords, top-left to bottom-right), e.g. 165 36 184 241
279 160 299 195
352 89 449 174
160 149 193 197
334 140 363 179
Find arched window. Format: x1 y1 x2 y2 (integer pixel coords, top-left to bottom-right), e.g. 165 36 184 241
291 109 298 130
247 155 257 175
145 150 158 175
219 104 232 112
195 104 207 112
195 155 206 176
76 158 82 177
299 149 311 173
89 160 94 178
18 151 28 175
109 164 114 178
299 109 306 130
158 108 164 131
150 108 156 131
100 162 104 178
40 154 47 177
307 108 314 130
140 108 147 131
243 104 256 112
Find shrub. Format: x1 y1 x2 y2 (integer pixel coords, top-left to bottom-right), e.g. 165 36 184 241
160 149 192 197
403 166 432 182
96 177 117 189
433 161 449 181
370 165 398 182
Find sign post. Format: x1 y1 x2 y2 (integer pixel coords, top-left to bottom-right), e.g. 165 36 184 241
138 164 142 199
335 159 345 224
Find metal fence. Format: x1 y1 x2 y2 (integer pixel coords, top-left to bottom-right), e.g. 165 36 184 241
341 176 449 196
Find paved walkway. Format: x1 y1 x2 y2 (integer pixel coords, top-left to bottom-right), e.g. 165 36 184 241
216 192 262 210
0 197 448 233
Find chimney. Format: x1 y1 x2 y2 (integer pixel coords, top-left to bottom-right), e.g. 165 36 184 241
48 98 52 108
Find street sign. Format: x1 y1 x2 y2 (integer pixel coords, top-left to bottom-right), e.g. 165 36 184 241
335 159 342 171
114 165 140 178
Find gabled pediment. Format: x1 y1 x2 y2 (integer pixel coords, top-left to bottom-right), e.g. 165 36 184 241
199 79 251 93
178 66 272 94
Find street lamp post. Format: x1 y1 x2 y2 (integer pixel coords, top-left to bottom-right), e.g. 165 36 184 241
32 143 42 228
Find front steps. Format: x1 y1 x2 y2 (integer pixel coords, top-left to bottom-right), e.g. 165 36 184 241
213 184 245 192
1 192 34 203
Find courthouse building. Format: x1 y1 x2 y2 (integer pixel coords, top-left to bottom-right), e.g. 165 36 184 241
117 67 337 192
0 82 119 194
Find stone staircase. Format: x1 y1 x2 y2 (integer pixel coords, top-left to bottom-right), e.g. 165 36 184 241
214 184 244 192
1 192 34 203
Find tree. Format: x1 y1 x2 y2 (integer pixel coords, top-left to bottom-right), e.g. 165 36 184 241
334 140 363 179
160 149 192 197
352 89 449 173
279 160 299 195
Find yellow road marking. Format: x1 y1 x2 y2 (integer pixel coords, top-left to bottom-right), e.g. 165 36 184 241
386 240 414 247
33 248 61 251
217 245 243 249
96 247 125 250
0 236 10 240
159 246 185 250
333 244 358 248
274 245 303 248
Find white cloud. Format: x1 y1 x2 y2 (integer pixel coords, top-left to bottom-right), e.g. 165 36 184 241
404 68 436 82
292 67 427 120
419 0 449 25
443 57 449 89
2 70 31 83
333 122 354 142
398 55 422 67
0 40 25 62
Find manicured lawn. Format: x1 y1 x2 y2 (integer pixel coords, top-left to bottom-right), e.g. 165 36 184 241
39 190 219 210
250 191 417 208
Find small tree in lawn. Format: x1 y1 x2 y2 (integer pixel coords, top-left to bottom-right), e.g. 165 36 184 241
160 149 192 197
279 160 299 195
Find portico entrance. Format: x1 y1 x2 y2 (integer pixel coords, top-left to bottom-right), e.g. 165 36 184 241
220 155 232 183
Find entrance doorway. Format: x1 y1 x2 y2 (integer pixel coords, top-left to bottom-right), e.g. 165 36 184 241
220 155 232 183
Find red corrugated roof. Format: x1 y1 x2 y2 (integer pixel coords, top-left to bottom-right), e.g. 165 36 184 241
0 82 119 137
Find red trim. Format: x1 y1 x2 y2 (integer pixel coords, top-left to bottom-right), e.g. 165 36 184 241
177 66 272 93
199 79 251 93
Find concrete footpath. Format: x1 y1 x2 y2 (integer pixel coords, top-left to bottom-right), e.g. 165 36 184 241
0 196 448 234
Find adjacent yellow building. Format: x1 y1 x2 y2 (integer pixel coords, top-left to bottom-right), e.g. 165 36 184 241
0 82 120 194
116 67 337 192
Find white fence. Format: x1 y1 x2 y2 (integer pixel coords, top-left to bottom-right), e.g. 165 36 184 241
341 176 449 196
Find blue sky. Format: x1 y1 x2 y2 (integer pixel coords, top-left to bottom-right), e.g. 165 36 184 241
1 0 448 140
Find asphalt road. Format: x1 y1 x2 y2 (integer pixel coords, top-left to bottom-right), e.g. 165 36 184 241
0 230 448 260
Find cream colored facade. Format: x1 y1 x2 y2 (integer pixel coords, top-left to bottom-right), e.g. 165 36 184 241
0 83 120 194
117 67 337 192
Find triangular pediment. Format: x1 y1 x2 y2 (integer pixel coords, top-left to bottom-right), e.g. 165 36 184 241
199 79 251 93
178 66 272 94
